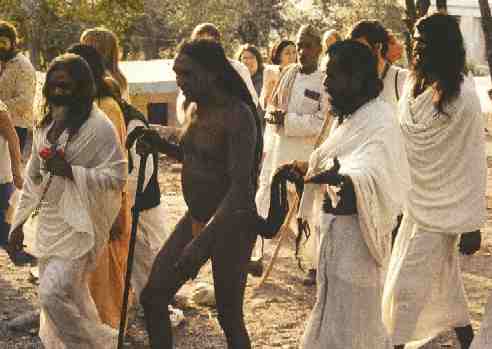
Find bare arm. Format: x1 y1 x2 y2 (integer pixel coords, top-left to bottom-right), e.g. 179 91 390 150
0 109 23 188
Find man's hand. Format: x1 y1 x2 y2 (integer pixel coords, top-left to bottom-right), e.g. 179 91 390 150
265 110 286 126
44 153 73 180
322 176 357 215
459 230 481 255
305 157 342 186
7 225 24 262
133 127 167 155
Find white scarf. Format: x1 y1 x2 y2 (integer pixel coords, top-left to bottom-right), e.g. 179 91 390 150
299 98 410 266
399 76 487 234
11 106 127 262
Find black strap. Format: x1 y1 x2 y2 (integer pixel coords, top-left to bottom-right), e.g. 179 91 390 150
395 69 400 102
381 61 391 80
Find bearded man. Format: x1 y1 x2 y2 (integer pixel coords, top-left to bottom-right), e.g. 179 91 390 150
7 54 127 348
0 20 36 151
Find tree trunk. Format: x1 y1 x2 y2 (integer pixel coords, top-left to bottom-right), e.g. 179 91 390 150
479 0 492 80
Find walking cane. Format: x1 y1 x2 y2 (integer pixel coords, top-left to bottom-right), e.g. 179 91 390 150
257 112 334 288
117 152 150 349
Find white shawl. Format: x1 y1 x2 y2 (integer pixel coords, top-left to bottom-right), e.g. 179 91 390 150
399 76 487 234
11 106 127 262
299 98 410 266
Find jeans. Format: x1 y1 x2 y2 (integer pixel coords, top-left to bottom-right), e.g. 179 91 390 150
0 182 14 245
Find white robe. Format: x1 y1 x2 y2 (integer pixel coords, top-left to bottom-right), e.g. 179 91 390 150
11 106 127 348
382 76 487 348
127 119 170 299
255 69 329 266
299 98 410 349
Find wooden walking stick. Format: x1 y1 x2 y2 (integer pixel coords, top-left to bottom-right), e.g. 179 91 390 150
117 153 149 349
257 112 334 288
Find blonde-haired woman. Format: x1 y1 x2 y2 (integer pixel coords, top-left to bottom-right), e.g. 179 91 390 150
80 27 130 101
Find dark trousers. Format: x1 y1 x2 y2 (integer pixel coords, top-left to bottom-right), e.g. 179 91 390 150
0 183 14 246
15 127 27 152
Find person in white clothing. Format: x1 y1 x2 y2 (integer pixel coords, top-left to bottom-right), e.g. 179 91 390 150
0 101 22 246
350 20 408 111
382 14 486 349
7 54 127 348
255 25 328 283
126 118 171 300
294 39 409 349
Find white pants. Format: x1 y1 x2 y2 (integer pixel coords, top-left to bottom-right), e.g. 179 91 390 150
39 255 117 349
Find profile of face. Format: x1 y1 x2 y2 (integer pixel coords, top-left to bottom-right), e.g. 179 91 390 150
386 34 404 63
323 56 354 115
173 53 215 102
279 44 297 68
412 29 427 70
240 50 258 76
46 69 76 109
0 36 13 61
296 34 321 68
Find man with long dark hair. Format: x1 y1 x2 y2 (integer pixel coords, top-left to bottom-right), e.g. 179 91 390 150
382 14 486 349
7 54 127 347
292 40 408 349
135 39 287 349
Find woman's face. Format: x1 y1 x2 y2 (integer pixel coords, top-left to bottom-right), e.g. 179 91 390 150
280 44 297 67
386 34 404 63
241 50 258 76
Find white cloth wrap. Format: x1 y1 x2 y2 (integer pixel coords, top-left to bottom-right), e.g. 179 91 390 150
299 98 410 267
399 76 487 234
10 106 127 264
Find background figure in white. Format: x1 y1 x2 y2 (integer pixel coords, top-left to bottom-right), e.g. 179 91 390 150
7 55 127 349
350 21 408 112
258 25 328 281
126 119 170 299
296 40 409 349
382 14 487 349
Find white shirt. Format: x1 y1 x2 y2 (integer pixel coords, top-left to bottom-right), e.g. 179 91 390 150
0 101 12 184
381 64 408 112
271 69 329 169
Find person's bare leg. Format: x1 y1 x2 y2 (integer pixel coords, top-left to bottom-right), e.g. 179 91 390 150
455 324 474 349
212 226 256 349
141 212 199 349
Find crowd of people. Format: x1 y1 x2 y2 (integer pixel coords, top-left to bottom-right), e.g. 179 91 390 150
0 10 491 349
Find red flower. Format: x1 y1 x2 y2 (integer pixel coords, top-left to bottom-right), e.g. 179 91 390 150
39 147 53 160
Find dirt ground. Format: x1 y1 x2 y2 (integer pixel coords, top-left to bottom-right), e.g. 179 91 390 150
1 155 492 349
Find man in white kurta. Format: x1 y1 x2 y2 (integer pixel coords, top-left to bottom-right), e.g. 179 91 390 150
297 40 409 349
382 14 487 349
9 92 127 349
255 25 328 277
